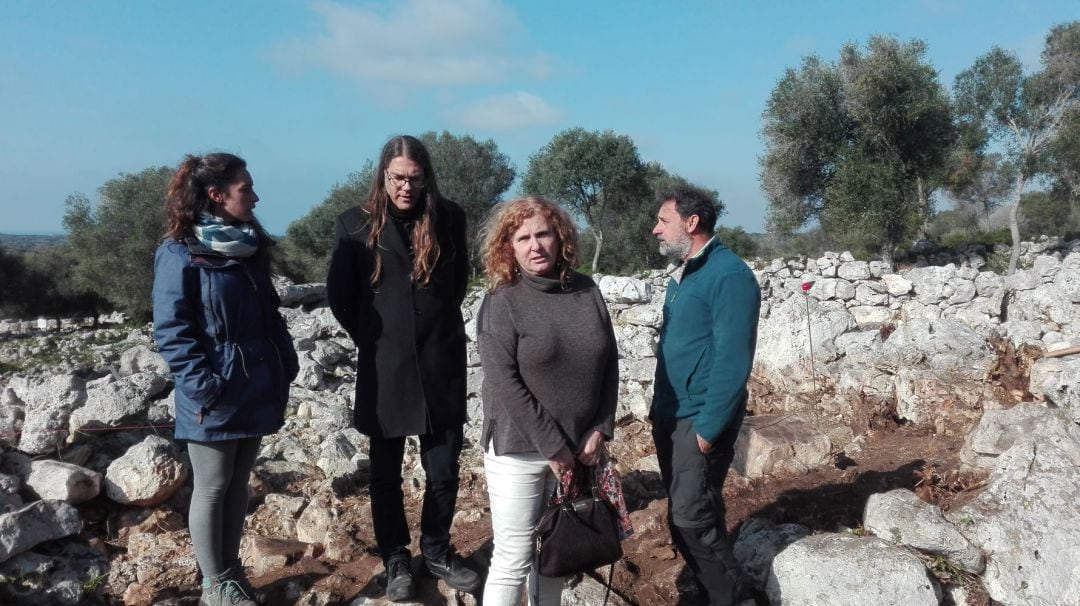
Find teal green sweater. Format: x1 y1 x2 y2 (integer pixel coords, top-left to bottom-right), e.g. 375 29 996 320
651 238 761 444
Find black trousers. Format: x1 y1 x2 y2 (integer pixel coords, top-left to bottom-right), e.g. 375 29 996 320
652 413 744 606
368 425 464 565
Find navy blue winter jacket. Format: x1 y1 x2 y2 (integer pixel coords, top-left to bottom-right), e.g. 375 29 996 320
152 239 299 442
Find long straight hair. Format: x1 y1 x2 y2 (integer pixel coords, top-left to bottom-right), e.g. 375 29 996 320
362 135 443 286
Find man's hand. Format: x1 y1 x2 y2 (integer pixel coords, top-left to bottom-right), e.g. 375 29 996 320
696 433 712 454
576 430 605 467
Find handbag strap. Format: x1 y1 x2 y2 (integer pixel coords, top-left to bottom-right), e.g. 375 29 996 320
601 562 614 606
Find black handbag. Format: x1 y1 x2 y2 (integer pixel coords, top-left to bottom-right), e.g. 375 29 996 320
534 474 623 577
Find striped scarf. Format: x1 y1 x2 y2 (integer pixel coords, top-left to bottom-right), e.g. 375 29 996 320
193 212 259 258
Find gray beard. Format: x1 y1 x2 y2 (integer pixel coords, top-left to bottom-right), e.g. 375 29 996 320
659 234 691 259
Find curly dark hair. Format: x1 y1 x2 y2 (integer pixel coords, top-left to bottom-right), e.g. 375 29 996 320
164 153 249 240
659 185 720 233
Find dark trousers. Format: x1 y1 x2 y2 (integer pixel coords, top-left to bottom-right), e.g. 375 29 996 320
368 425 464 565
652 413 744 606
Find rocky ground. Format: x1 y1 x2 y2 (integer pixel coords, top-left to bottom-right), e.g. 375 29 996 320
2 236 1079 605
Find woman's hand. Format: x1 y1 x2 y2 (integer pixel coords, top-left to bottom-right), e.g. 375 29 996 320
547 445 575 475
576 430 605 467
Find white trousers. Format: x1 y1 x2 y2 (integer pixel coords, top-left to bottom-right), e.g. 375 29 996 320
483 447 564 606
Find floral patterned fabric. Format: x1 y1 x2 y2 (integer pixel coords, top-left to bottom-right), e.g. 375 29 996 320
551 448 634 540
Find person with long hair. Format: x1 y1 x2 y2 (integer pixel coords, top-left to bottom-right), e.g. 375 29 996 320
326 135 477 601
152 152 299 606
475 197 619 605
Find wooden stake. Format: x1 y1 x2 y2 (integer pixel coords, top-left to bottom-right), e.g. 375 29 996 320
1042 346 1080 359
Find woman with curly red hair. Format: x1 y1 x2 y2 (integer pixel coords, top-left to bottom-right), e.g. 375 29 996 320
476 196 619 605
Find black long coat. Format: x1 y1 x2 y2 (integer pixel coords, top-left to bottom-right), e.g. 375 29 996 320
326 200 469 438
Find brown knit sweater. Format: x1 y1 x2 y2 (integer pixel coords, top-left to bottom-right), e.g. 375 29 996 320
477 271 618 458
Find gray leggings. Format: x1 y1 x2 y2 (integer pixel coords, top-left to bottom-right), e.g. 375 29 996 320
187 437 262 578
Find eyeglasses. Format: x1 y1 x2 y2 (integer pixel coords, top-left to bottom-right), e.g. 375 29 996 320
385 171 425 188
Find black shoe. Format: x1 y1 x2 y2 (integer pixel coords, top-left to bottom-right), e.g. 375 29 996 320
385 560 416 602
424 551 481 593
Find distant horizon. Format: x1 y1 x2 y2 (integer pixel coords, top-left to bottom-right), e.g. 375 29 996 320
1 1 1074 235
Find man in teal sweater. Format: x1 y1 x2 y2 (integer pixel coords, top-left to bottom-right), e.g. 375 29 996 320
650 185 760 605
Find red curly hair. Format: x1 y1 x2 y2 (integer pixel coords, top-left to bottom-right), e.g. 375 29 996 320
480 196 579 291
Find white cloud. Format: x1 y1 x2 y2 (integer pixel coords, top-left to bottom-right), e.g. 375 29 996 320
271 0 549 100
451 92 563 131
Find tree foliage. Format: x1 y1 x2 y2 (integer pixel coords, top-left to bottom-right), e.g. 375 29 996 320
953 21 1080 273
1046 108 1080 200
761 36 954 259
420 131 516 274
1020 190 1080 238
945 152 1015 231
0 244 108 319
523 128 651 273
62 166 172 320
280 165 374 283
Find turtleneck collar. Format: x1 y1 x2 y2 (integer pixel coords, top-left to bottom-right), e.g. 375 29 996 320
519 268 566 293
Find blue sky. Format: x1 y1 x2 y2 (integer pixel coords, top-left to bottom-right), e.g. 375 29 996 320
0 0 1074 235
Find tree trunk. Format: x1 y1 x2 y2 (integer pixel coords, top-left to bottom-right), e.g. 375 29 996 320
591 228 604 273
1006 174 1027 275
881 246 895 272
916 177 930 238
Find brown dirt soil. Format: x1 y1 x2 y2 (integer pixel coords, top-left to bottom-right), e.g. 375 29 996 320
188 419 979 606
105 337 1044 604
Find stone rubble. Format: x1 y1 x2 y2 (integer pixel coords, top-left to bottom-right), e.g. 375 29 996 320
0 235 1077 603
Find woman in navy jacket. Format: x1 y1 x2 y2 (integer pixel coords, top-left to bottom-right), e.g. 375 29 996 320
152 152 298 606
326 135 477 601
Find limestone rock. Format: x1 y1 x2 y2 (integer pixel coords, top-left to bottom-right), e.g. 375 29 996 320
118 344 169 377
277 281 328 307
598 276 651 304
614 324 657 359
766 533 940 605
960 403 1055 470
879 318 993 374
849 305 894 327
950 413 1080 606
755 296 856 391
0 500 82 564
620 304 662 328
808 278 855 301
837 260 871 281
0 541 109 605
1029 356 1080 422
881 273 913 296
0 472 22 513
732 415 831 478
297 497 335 544
27 460 101 504
316 428 368 480
16 374 85 455
733 517 811 589
863 488 983 573
104 435 188 506
906 265 957 305
68 372 167 433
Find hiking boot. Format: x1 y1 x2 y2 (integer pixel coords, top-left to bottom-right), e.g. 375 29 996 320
199 571 258 606
424 550 481 593
385 559 416 602
227 566 267 605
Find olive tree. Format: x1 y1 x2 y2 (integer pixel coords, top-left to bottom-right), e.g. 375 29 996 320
62 167 172 320
761 36 954 261
953 21 1080 273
